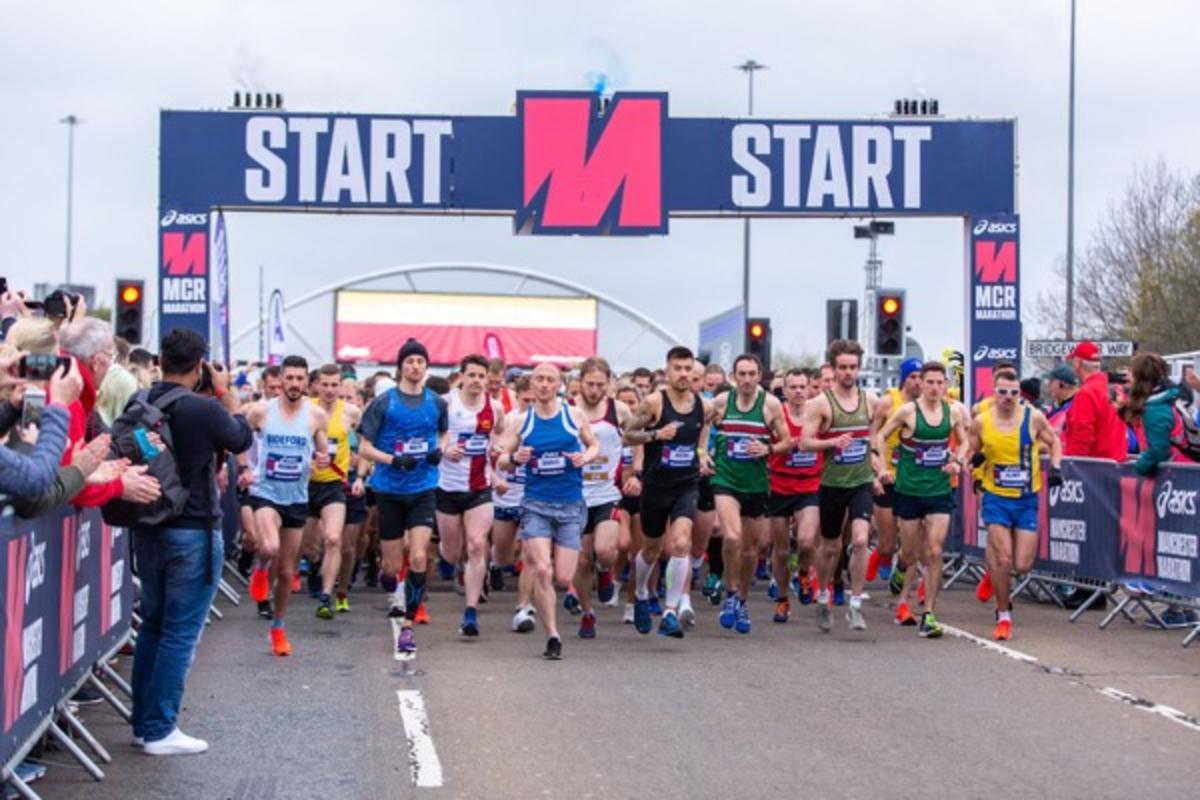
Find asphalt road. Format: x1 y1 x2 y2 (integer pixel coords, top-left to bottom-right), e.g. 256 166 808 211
32 572 1200 800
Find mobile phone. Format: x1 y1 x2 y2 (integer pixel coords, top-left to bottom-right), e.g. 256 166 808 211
134 427 161 460
18 354 71 380
0 277 7 294
196 361 214 394
21 388 46 428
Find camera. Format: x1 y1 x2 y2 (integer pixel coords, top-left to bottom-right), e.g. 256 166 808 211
43 289 81 319
18 353 71 380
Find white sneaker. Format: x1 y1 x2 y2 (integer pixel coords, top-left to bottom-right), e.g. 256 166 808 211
622 603 635 624
511 605 536 633
605 582 622 607
679 595 696 630
143 728 208 756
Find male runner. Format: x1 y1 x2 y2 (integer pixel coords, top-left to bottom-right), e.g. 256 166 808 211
334 402 371 612
572 357 630 638
243 356 330 656
486 358 515 414
710 354 791 634
307 364 362 620
243 366 282 618
624 347 713 638
494 378 538 632
614 383 645 623
358 338 449 657
632 367 653 399
495 363 599 660
437 354 505 637
968 367 1062 640
874 362 970 637
801 339 882 633
869 358 924 586
766 368 823 622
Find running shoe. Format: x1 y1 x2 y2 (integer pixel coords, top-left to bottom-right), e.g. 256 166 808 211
656 580 666 600
866 548 881 582
335 595 350 613
846 605 867 631
718 595 739 629
454 567 466 596
596 570 615 604
992 619 1012 641
414 603 431 625
709 578 725 606
270 627 292 657
307 565 322 598
388 596 405 618
512 606 536 633
879 561 893 581
833 583 846 606
798 576 815 606
919 612 943 638
634 598 653 634
691 565 702 584
767 579 779 601
437 556 456 581
976 571 994 603
257 600 273 620
888 567 906 596
579 612 597 639
543 636 563 660
735 600 752 634
397 626 417 655
249 567 271 603
316 594 334 620
619 562 630 583
459 607 480 637
790 574 801 597
679 596 696 630
622 603 635 624
894 602 917 626
755 560 770 581
917 577 927 606
604 582 621 607
299 557 311 576
658 612 684 639
702 572 720 598
291 574 301 594
489 564 505 592
648 597 663 616
816 604 833 633
773 598 790 624
563 589 582 616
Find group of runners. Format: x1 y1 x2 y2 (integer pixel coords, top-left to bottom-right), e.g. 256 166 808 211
232 336 1063 660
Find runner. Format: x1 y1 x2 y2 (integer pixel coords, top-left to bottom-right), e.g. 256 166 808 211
243 366 282 619
243 356 330 656
800 339 882 633
436 354 505 638
486 358 515 414
968 367 1063 640
623 346 713 638
358 338 449 657
873 362 970 637
307 364 362 620
494 363 599 659
869 357 924 588
493 377 537 632
710 354 791 634
765 368 823 622
570 357 630 638
333 404 371 612
614 383 645 624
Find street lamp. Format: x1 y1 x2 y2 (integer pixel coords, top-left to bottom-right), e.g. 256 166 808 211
735 59 766 348
60 114 82 285
854 220 895 367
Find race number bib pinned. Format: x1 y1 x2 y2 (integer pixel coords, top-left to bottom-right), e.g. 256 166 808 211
785 447 818 469
726 437 761 461
327 437 340 457
660 444 696 468
394 438 430 457
459 433 490 457
833 438 868 465
266 453 304 482
914 443 948 468
994 464 1030 489
532 451 566 476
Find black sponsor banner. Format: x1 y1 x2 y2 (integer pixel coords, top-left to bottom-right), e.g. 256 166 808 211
1119 463 1200 597
1035 458 1121 580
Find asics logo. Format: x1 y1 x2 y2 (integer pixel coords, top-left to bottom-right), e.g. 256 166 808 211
973 219 1017 236
160 209 208 227
973 345 1018 361
1156 480 1197 518
1049 479 1084 506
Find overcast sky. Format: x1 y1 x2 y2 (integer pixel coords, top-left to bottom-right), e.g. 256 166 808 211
2 1 1197 369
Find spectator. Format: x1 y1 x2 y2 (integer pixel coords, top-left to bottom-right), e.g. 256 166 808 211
7 317 58 354
131 328 253 757
98 336 140 427
0 289 32 340
1062 341 1128 460
1043 364 1078 437
1019 377 1043 409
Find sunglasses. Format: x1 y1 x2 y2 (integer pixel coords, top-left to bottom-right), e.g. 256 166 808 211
995 388 1020 397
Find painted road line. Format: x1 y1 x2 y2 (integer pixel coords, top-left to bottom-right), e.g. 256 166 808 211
940 623 1039 663
1098 687 1200 733
397 690 444 788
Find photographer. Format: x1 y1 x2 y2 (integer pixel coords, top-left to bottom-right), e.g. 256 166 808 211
130 329 253 757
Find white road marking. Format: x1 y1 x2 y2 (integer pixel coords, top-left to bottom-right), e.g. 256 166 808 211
940 624 1039 663
1098 687 1200 733
397 689 444 787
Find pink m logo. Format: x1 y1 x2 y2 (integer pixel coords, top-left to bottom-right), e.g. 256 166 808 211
518 92 666 234
162 232 207 276
974 241 1017 284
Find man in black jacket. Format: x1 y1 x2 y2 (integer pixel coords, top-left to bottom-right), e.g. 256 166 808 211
131 329 253 757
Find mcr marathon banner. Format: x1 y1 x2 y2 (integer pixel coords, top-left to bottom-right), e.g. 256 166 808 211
967 213 1021 400
1120 464 1200 596
1 509 133 765
158 91 1017 339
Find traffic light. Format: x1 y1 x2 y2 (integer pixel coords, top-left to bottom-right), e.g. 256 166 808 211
745 317 772 370
116 279 145 344
874 289 906 357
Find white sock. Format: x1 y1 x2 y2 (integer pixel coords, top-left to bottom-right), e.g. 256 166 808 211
850 594 863 609
665 556 689 611
817 589 830 604
393 581 406 609
680 593 693 614
690 555 704 570
998 609 1012 623
635 551 653 600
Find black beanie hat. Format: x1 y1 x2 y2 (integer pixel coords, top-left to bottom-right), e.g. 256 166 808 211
397 338 429 367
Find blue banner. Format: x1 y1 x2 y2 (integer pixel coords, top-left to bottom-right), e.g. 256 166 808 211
211 211 231 365
1119 463 1200 596
967 213 1021 401
1035 458 1121 579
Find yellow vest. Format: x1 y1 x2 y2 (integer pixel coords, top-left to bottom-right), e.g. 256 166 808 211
311 399 350 483
979 405 1041 498
883 388 905 476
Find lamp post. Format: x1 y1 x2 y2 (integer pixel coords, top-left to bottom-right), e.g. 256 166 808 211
735 59 766 348
60 114 82 285
1065 0 1077 338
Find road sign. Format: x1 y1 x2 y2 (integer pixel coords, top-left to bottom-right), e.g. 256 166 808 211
1025 340 1135 359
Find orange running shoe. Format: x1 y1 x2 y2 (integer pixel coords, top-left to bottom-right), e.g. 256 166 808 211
975 571 993 603
917 577 926 605
894 602 917 626
866 549 881 582
270 627 292 656
249 567 270 603
414 603 431 625
992 619 1012 641
291 574 301 594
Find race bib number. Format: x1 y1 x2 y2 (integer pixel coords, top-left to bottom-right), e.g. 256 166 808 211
914 443 948 468
993 464 1030 489
726 437 760 461
532 451 566 476
583 456 610 483
785 447 818 469
621 447 634 467
394 438 430 457
327 437 339 457
506 465 527 484
660 444 696 468
459 433 490 457
265 453 304 482
833 438 868 465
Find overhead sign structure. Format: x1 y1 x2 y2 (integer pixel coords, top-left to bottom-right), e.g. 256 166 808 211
159 90 1018 395
697 305 746 374
1026 340 1136 359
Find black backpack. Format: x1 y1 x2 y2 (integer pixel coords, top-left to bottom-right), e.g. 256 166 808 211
101 385 193 529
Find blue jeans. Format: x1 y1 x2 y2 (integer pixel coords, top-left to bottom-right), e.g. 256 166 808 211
131 527 221 743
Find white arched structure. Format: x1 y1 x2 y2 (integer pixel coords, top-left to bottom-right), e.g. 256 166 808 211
231 262 683 363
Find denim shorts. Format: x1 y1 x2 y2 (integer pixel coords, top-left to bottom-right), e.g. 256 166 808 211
519 498 586 551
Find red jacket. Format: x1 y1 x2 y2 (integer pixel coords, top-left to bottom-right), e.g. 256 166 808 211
1062 371 1128 460
62 358 124 507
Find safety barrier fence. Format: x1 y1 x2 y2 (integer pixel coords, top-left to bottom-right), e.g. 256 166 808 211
943 457 1200 645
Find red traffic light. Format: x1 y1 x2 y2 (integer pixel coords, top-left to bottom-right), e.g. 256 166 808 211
880 296 901 316
120 284 142 305
749 322 765 339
